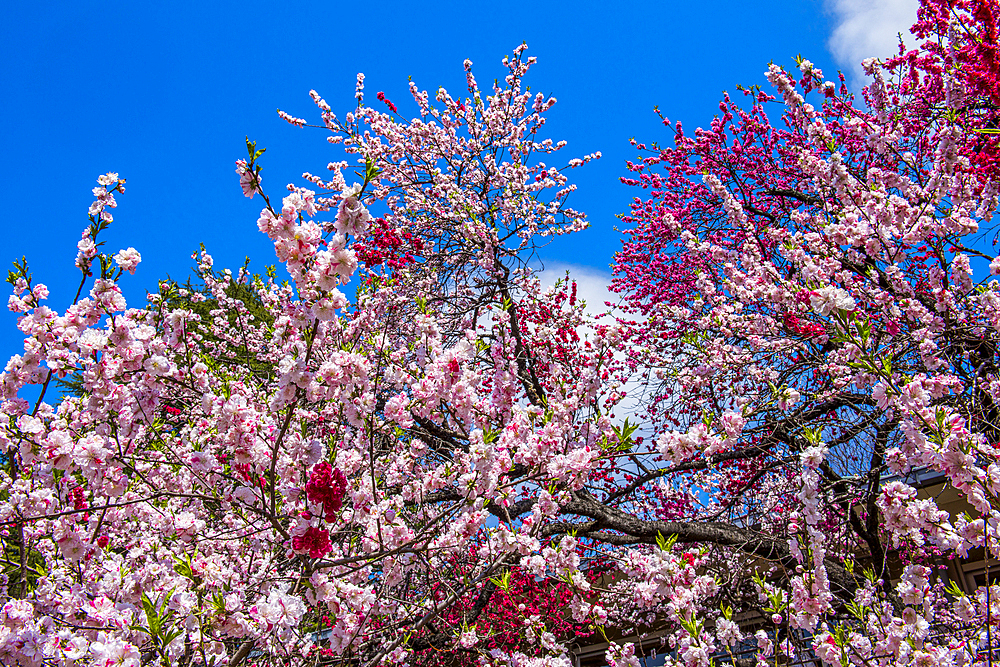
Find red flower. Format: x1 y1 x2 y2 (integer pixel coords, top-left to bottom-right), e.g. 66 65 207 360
306 462 348 518
69 486 87 511
376 91 398 114
292 526 332 559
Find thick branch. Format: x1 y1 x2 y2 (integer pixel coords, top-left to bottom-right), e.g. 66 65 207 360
555 492 859 600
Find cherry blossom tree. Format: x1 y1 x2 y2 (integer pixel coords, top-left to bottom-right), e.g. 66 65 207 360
0 46 693 667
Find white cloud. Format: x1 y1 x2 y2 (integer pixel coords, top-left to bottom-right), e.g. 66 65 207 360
536 262 657 428
536 261 617 320
826 0 918 86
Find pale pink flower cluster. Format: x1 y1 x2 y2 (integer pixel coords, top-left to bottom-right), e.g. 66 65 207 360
90 172 120 221
808 286 856 316
235 158 258 198
113 247 141 274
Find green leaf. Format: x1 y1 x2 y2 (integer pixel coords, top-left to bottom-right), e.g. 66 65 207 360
944 579 965 599
845 601 867 621
655 532 678 552
363 157 381 185
489 570 511 591
612 418 639 451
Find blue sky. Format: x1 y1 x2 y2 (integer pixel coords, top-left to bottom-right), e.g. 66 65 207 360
0 0 918 358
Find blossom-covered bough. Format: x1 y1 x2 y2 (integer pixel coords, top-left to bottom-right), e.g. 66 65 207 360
6 2 1000 666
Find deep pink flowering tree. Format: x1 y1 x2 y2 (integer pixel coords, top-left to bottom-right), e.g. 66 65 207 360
611 0 1000 664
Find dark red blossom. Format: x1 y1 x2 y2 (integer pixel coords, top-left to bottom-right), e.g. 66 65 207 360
782 312 824 338
376 91 398 114
69 486 87 511
354 217 423 274
306 462 348 518
292 525 332 559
